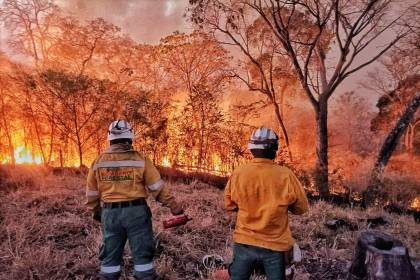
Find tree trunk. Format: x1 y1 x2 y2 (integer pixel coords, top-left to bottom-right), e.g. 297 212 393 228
78 142 83 167
347 231 416 280
33 118 46 164
364 94 420 206
59 148 63 168
47 115 55 165
272 100 293 161
315 99 329 198
6 133 15 166
199 109 205 169
0 96 15 166
25 92 47 164
76 131 83 167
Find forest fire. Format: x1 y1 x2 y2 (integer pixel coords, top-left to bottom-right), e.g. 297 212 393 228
0 141 43 165
14 145 43 165
0 0 416 204
162 157 171 167
410 197 420 211
0 0 419 279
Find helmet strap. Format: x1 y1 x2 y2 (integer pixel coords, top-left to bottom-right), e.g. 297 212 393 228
250 148 277 160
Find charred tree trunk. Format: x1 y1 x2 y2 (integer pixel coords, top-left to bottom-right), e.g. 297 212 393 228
272 100 293 161
364 94 420 206
25 91 47 164
75 130 83 167
32 117 46 164
59 148 63 168
315 98 329 199
198 105 205 169
347 231 416 280
0 95 15 166
6 132 15 166
77 142 83 167
47 113 55 165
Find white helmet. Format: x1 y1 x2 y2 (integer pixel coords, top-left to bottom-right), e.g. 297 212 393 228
248 127 279 150
107 120 135 141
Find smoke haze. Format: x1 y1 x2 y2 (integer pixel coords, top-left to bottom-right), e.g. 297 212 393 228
58 0 191 44
56 0 383 102
0 0 394 103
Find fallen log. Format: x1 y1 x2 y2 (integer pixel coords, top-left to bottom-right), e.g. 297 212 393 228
347 231 416 280
158 166 228 189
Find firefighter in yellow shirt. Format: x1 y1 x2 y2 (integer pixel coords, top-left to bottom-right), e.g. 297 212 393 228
224 127 309 280
86 120 183 280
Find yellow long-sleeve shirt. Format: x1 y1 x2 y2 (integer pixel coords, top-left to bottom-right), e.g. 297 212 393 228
224 158 309 251
86 144 175 210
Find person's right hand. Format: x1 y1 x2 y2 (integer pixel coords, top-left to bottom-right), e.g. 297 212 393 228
284 246 293 266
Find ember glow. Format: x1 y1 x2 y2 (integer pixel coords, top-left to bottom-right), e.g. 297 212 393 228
410 197 420 211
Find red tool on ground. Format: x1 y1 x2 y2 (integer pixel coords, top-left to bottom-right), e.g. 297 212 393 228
163 214 192 229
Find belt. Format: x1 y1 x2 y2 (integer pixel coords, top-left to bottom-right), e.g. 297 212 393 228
102 198 147 209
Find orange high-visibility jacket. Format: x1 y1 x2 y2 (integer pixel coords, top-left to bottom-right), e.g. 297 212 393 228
86 144 174 210
224 158 309 251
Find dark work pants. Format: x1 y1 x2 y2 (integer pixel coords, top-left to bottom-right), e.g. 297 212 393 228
99 205 155 279
229 243 286 280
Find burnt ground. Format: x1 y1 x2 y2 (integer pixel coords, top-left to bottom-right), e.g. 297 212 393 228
0 166 419 280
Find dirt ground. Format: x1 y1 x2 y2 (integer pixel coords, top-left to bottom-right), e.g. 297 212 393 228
0 166 419 280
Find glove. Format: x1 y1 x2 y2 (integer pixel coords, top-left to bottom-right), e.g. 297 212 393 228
169 201 184 216
284 246 293 266
93 208 101 222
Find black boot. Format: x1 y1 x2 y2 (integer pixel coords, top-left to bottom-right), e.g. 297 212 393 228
95 272 120 280
134 272 159 280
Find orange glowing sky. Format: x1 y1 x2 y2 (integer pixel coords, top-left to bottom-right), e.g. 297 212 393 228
0 0 402 108
58 0 192 44
55 0 395 105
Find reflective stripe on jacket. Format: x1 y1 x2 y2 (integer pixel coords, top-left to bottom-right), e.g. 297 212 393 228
86 143 174 209
224 158 309 251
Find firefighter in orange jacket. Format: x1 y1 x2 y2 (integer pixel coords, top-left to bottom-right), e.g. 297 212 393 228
86 120 183 280
224 127 309 280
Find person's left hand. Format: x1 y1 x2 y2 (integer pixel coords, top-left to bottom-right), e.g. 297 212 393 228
284 246 293 266
93 208 101 222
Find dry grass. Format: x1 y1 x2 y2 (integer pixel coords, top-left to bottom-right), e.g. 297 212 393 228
0 166 419 280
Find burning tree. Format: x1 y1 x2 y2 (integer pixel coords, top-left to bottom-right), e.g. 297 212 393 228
160 32 232 169
367 23 420 157
123 90 171 164
371 76 420 156
34 70 111 167
189 0 417 198
0 73 17 165
177 84 225 169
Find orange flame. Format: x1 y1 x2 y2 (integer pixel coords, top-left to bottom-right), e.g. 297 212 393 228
1 144 43 165
162 156 171 167
14 145 43 164
410 197 420 211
